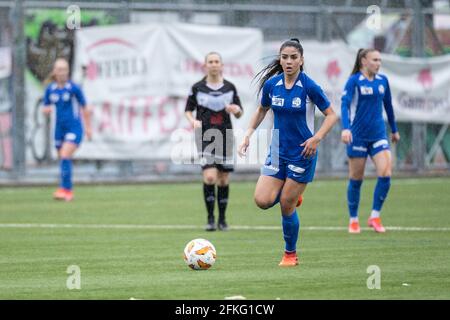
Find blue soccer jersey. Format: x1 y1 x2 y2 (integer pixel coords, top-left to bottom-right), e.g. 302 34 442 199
261 72 331 162
43 81 87 124
341 72 398 141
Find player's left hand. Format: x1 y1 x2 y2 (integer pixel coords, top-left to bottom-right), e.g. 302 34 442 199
225 104 241 115
300 136 321 158
391 132 400 143
85 127 93 141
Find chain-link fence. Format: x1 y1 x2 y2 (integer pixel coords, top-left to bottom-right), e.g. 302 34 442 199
0 0 449 183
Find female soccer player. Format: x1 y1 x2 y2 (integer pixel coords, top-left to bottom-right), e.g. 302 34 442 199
42 58 92 201
185 52 243 231
238 39 337 266
341 49 400 234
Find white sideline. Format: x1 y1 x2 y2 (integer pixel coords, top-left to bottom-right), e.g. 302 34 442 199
0 223 449 232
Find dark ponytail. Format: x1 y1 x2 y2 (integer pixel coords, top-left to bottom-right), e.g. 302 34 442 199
351 48 377 75
255 38 304 94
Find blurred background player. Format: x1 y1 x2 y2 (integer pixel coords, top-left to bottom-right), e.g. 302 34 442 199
238 39 337 266
341 48 400 234
42 58 92 201
185 52 243 231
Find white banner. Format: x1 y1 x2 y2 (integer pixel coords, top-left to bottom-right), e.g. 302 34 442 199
265 41 450 124
0 47 12 80
73 23 263 160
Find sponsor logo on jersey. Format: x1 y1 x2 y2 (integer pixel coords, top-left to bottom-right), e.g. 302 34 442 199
263 164 280 173
378 84 385 94
352 146 368 152
360 86 373 95
65 133 77 141
272 96 284 107
372 139 389 149
288 164 305 174
292 97 301 108
62 92 71 102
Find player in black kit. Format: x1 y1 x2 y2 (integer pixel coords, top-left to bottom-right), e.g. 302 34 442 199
185 52 243 231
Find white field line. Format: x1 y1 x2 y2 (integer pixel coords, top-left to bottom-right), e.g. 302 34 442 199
0 223 449 232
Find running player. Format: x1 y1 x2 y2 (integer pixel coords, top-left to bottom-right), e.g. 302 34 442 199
341 48 400 234
42 58 92 201
238 39 337 266
185 52 243 231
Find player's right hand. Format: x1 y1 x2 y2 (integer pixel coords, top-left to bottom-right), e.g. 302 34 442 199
238 136 250 157
42 106 52 115
341 129 352 144
192 120 202 129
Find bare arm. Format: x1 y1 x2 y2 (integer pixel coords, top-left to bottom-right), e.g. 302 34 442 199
82 106 93 140
301 105 338 158
185 111 201 129
238 105 270 157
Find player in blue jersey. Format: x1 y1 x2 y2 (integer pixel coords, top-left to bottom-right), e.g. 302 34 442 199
341 49 400 234
238 39 337 267
42 58 92 201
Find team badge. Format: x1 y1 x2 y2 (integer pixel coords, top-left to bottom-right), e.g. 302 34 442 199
378 84 385 94
292 97 301 108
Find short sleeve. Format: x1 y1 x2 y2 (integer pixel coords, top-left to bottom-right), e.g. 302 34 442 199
185 86 197 112
43 85 51 106
72 84 87 107
305 75 330 111
260 80 273 108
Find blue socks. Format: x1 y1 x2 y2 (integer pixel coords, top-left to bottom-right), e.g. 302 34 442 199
282 210 299 252
347 179 363 218
60 158 72 190
373 176 391 211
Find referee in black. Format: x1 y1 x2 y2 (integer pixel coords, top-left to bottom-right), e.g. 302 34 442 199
185 52 243 231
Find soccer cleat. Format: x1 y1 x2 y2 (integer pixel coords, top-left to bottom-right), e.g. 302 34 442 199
296 195 303 207
348 221 361 234
64 190 74 202
218 221 228 231
278 251 299 267
368 217 386 233
53 188 67 200
205 218 216 231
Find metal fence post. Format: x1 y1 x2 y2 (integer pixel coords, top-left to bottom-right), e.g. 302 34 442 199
11 0 26 177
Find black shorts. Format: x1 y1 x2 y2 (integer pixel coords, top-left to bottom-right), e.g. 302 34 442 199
195 127 235 172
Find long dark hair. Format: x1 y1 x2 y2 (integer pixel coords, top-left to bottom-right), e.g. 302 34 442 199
255 38 304 94
351 48 378 75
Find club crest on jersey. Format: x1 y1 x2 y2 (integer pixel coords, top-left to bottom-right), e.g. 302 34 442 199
62 92 71 101
272 96 284 107
378 84 385 94
292 97 301 108
50 93 59 103
360 86 373 95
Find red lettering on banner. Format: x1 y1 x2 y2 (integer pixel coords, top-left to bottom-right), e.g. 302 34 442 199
143 97 153 134
99 102 115 133
128 101 137 135
118 102 125 134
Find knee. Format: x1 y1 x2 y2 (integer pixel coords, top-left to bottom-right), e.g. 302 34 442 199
379 168 392 177
217 176 229 187
203 175 217 185
280 195 296 213
254 195 272 210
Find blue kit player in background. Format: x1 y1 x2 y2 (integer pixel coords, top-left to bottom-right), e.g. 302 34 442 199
238 39 337 267
42 58 92 202
341 48 400 234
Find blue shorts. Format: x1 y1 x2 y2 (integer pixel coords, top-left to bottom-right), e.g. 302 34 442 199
346 137 390 158
261 153 317 184
54 121 83 149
